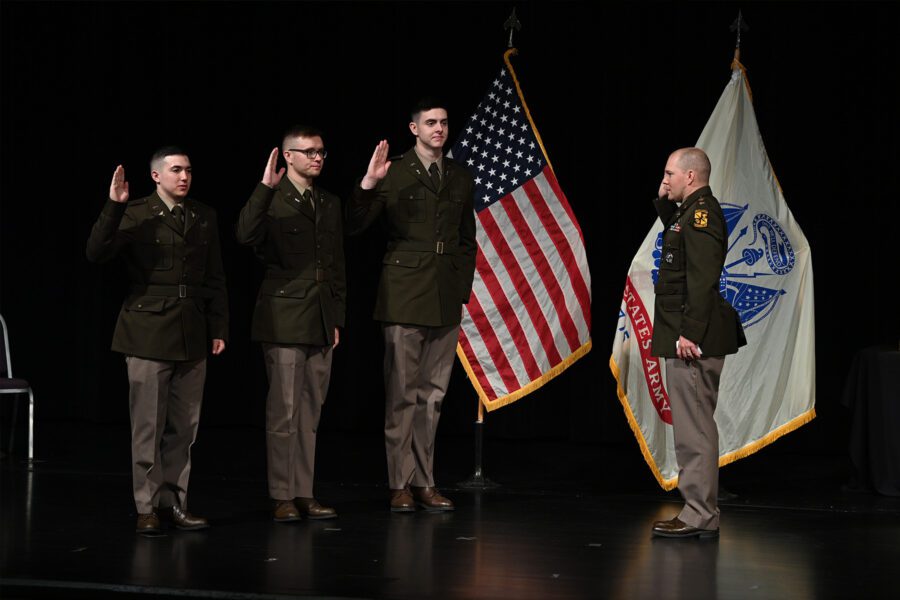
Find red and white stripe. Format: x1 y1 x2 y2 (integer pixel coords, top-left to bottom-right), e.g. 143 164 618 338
460 166 592 402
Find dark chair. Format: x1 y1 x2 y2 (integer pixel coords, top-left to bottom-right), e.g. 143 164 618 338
1 314 34 460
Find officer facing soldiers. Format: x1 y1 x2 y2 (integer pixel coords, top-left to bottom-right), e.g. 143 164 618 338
649 147 745 539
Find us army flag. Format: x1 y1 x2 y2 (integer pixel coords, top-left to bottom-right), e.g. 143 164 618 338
610 61 816 490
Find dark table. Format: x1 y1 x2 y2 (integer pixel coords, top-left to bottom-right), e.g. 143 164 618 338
842 344 900 496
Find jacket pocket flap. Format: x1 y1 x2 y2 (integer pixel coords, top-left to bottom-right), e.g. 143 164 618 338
654 282 685 295
659 246 681 269
126 296 167 313
399 184 426 200
140 229 173 245
661 296 684 312
383 251 421 268
281 221 309 234
260 278 309 298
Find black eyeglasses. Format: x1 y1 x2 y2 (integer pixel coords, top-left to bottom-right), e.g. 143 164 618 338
287 148 328 159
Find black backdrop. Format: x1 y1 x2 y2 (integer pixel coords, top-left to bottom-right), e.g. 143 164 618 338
1 2 898 455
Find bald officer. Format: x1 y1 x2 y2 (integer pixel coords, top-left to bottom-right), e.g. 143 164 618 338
650 147 745 539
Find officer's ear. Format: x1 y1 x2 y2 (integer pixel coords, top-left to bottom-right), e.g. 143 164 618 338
409 121 418 136
150 169 161 185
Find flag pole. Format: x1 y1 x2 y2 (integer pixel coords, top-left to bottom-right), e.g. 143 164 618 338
730 10 749 67
457 9 523 490
720 10 750 504
458 398 499 489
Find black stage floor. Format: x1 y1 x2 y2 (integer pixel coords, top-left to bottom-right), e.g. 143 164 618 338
3 423 899 600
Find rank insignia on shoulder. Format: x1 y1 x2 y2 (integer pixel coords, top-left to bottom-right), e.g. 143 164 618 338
693 209 708 228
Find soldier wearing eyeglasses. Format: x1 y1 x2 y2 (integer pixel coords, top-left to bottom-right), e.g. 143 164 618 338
236 126 345 522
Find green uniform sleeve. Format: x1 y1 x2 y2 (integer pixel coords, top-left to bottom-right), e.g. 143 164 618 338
681 206 725 344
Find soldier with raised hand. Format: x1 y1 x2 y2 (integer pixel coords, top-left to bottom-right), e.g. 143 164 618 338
236 126 345 522
87 147 228 534
649 147 745 539
348 98 477 512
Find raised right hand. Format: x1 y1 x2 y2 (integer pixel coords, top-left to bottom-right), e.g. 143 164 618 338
361 140 392 190
110 165 129 203
262 147 286 188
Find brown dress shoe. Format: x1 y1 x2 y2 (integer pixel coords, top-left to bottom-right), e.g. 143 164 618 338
295 497 337 520
651 517 719 539
135 512 160 534
410 486 455 512
390 487 416 513
273 500 301 522
161 505 209 531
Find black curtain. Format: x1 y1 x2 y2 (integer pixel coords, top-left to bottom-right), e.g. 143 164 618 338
1 2 897 452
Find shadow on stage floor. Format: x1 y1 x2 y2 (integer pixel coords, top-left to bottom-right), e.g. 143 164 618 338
2 422 899 599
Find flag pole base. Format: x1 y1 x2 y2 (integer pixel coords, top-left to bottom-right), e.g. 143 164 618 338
458 470 501 489
718 486 738 502
457 419 501 489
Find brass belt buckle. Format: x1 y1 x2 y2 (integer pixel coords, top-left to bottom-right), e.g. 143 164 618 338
435 241 444 255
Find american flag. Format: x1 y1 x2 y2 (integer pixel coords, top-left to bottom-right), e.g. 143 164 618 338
450 50 592 411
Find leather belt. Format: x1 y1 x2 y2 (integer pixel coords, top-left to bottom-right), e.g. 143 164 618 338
388 241 455 255
131 284 215 299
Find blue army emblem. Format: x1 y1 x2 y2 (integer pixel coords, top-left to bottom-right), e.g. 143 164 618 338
720 205 795 328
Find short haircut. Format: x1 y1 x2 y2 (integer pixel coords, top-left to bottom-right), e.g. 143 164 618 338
150 145 189 171
282 125 324 149
676 147 711 184
410 97 447 122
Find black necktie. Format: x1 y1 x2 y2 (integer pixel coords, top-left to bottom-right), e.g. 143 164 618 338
428 162 441 191
302 189 314 210
171 204 185 232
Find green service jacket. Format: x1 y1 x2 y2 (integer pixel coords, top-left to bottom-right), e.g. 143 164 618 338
86 193 229 362
236 181 346 346
650 186 746 358
347 149 477 327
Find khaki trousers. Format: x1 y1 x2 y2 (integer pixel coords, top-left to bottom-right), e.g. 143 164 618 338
263 343 333 500
383 323 459 489
126 356 206 514
665 356 725 530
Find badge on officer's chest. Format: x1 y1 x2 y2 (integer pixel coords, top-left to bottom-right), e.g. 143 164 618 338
693 209 708 228
669 222 682 232
664 251 674 264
